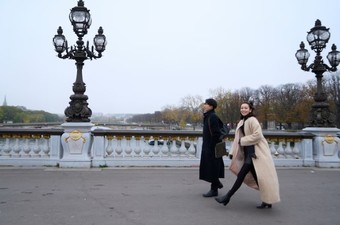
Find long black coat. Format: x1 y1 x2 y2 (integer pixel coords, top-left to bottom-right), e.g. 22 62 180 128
199 110 225 183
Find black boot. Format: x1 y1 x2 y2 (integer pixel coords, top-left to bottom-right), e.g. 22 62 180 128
215 192 231 206
202 189 218 197
256 202 272 209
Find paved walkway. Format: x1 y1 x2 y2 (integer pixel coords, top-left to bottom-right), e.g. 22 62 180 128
0 167 339 225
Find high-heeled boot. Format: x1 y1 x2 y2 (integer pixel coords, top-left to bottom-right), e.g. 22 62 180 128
256 202 272 209
215 192 231 206
202 189 218 197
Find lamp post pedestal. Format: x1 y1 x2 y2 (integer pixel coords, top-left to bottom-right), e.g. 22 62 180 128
59 122 94 168
303 127 340 168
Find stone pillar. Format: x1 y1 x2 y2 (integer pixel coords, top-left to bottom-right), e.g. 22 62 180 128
301 138 314 167
303 127 340 168
91 135 106 167
60 122 94 168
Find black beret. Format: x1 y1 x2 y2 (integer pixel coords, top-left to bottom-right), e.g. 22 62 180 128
205 98 217 109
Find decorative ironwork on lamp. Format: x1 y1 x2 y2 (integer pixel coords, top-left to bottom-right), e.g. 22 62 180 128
295 19 340 127
52 0 107 122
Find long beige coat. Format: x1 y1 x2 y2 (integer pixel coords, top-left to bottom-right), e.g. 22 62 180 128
229 117 280 204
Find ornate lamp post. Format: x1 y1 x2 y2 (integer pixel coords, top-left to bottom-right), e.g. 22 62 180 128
53 0 107 122
295 19 340 127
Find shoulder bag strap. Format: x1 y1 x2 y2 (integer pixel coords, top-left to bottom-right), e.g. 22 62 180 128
208 116 213 136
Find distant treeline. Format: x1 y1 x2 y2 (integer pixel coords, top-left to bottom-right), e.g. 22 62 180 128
127 72 340 130
3 72 340 129
0 106 63 123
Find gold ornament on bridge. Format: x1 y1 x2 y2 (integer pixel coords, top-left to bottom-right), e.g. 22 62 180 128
65 130 86 143
324 135 336 144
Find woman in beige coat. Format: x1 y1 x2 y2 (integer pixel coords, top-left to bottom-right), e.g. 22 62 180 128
215 101 280 208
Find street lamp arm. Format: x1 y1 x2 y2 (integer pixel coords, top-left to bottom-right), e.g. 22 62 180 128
301 61 337 73
56 46 89 61
57 50 72 59
323 63 337 72
57 51 74 60
300 63 314 71
56 41 103 61
85 41 103 60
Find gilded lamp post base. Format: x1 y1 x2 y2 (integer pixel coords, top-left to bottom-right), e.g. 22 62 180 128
60 122 94 168
303 127 340 168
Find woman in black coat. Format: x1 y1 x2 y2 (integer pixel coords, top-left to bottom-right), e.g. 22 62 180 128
199 98 225 197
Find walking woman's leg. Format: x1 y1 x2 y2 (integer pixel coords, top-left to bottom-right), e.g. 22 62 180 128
229 162 252 196
215 162 252 206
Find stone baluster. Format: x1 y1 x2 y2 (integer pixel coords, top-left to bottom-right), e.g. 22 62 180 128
272 140 280 158
106 136 114 157
179 138 187 156
196 137 203 158
276 140 285 158
160 137 169 157
2 137 11 157
143 136 151 156
12 136 21 157
187 138 196 156
151 137 160 156
32 135 41 157
139 136 146 157
115 136 123 156
41 135 50 158
268 140 276 156
293 140 301 159
124 136 132 156
133 136 142 157
21 135 31 157
170 138 178 156
284 140 293 158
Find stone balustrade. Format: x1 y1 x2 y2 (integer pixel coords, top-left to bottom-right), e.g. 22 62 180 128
0 128 63 167
0 127 325 167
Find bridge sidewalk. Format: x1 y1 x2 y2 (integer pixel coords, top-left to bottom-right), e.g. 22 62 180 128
0 167 339 225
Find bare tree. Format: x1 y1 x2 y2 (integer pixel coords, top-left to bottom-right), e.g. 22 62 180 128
255 85 276 129
273 83 304 129
209 87 230 124
180 95 203 130
209 87 243 128
161 105 180 128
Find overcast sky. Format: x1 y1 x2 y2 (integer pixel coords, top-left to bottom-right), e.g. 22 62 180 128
1 0 340 115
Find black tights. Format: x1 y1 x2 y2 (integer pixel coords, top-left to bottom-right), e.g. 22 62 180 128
228 156 258 197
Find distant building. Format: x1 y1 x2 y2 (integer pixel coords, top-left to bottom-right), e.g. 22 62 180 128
3 95 7 106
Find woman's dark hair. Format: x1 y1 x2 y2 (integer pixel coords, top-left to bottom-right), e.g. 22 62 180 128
240 101 256 119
